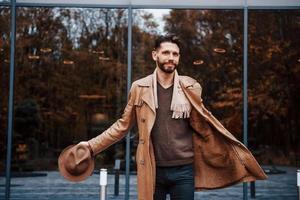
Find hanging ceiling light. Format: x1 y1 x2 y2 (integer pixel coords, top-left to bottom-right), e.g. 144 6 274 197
91 113 108 124
40 48 52 53
193 59 204 65
92 50 104 54
213 48 226 54
99 56 110 61
28 55 40 60
63 60 74 65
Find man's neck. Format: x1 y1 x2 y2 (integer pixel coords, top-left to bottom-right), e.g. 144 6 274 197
156 67 175 89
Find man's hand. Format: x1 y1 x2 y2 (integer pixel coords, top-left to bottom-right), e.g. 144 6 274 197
78 141 89 147
78 141 94 157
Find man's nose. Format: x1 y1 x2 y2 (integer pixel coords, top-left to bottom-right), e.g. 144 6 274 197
168 54 174 60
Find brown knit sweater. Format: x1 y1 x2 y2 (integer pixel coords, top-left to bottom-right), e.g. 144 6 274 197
151 82 194 167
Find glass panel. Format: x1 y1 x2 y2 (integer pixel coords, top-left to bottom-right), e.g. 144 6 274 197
132 9 243 199
131 0 244 7
16 0 245 7
11 7 127 199
0 6 10 198
249 10 300 199
249 0 300 7
0 0 10 3
17 0 129 5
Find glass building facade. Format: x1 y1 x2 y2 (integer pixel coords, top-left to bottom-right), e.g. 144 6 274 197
0 1 299 199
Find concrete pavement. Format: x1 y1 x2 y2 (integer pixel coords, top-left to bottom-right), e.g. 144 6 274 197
0 166 298 200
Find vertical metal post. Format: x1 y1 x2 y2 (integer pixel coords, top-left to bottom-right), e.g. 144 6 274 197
125 5 133 200
297 170 300 200
5 0 16 199
250 182 255 198
243 0 249 200
100 169 108 200
114 159 121 196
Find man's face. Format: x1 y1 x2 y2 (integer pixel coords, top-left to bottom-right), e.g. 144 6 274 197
152 42 180 74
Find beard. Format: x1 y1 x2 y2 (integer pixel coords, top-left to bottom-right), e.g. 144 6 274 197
156 59 178 74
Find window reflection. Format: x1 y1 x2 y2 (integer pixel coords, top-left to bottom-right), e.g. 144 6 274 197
132 9 244 198
249 10 300 198
133 9 243 139
13 7 127 175
0 6 10 186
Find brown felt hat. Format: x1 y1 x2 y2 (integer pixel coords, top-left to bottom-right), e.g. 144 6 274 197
58 143 94 182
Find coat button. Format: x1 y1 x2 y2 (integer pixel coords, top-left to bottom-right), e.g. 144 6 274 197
139 139 145 144
141 118 146 123
140 160 145 165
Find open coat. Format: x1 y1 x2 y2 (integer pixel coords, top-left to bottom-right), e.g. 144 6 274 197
88 74 267 200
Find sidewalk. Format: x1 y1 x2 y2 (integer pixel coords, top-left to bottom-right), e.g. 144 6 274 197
0 166 298 200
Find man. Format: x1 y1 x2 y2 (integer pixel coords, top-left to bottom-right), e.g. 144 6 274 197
80 35 267 200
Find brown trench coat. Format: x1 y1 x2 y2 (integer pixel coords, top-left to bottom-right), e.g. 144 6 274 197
88 74 267 200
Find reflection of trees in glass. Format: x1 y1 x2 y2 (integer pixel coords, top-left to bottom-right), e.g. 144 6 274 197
0 6 10 172
8 7 299 171
249 10 300 166
13 99 41 169
14 99 41 139
132 9 159 80
133 9 243 139
13 7 128 170
165 10 244 137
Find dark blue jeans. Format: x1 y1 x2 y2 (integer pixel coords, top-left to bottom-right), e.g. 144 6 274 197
154 164 195 200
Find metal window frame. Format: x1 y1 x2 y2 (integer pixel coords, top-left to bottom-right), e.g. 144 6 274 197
4 0 16 199
10 0 300 7
243 2 248 199
1 1 300 200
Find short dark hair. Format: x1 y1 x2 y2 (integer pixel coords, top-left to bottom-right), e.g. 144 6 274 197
154 34 181 50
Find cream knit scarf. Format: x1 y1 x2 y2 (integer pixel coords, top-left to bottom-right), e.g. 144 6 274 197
153 68 191 119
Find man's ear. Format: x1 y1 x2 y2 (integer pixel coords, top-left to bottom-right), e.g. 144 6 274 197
152 50 157 61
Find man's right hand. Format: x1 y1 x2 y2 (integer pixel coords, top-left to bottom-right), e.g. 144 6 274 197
78 141 94 157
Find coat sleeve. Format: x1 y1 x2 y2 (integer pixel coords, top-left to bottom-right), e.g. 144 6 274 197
88 84 137 155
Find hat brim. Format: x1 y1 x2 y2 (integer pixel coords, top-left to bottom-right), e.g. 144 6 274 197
58 145 95 182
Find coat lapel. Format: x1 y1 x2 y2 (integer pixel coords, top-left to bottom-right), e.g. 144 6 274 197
136 74 156 114
141 87 156 114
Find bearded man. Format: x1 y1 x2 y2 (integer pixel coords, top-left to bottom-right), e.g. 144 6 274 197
71 35 267 200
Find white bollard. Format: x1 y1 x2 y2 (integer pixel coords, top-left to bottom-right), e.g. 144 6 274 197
297 170 300 200
100 169 108 200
